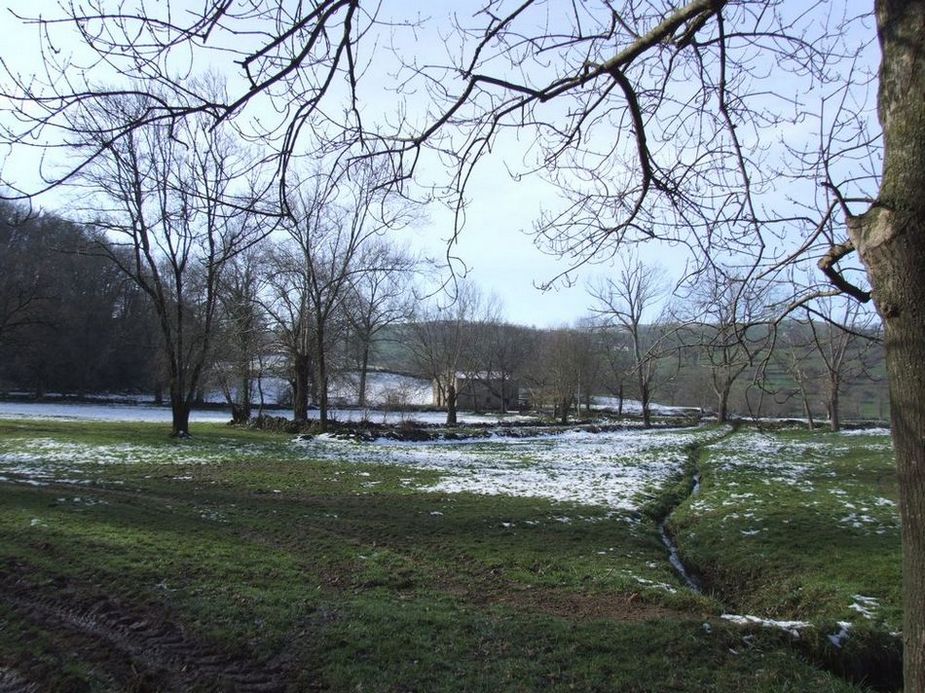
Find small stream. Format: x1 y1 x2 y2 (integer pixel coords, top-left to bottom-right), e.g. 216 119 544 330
659 472 702 592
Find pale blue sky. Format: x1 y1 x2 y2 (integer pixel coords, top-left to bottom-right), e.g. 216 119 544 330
0 1 880 327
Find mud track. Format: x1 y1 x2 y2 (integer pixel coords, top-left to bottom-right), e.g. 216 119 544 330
1 566 291 692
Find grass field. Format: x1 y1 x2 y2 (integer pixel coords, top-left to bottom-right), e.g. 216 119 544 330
0 419 900 691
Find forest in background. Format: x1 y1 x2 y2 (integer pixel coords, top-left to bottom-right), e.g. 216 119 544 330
0 201 886 428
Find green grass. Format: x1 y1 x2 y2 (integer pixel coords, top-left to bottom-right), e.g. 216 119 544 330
0 419 898 690
670 428 900 627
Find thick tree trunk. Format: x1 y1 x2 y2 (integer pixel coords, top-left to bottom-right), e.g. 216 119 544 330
170 394 191 438
850 3 925 687
231 375 252 424
292 356 310 422
717 385 730 424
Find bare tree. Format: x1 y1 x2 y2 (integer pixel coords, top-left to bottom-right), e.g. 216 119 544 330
776 321 824 430
804 301 880 432
407 281 485 426
6 1 925 683
679 269 771 422
0 202 51 345
573 318 605 418
261 240 318 423
471 319 537 414
344 239 419 407
214 247 270 424
71 92 265 436
277 163 414 430
589 256 669 428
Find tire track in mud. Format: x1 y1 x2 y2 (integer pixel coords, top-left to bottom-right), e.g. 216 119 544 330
0 667 40 693
1 570 289 692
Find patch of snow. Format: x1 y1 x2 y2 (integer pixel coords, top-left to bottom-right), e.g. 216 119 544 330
0 401 234 423
591 396 700 417
839 428 891 437
0 400 545 427
850 595 879 619
633 576 678 594
828 622 853 648
721 613 811 638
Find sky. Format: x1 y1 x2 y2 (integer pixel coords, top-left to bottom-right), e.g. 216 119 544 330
0 2 879 328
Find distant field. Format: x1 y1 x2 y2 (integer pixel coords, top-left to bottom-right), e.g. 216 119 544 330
0 419 899 691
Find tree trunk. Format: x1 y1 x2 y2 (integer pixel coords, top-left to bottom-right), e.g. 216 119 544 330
640 382 652 428
292 356 310 422
170 394 191 437
717 385 730 424
802 393 816 431
849 3 925 686
231 374 252 424
560 398 569 425
829 378 841 432
446 381 458 426
316 325 329 432
358 344 370 408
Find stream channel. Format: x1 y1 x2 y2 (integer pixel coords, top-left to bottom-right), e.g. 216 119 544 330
659 472 702 592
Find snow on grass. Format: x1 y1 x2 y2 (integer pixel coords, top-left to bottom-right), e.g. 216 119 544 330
591 396 700 417
0 436 295 485
706 432 831 487
0 422 728 513
295 426 728 511
0 401 235 424
0 400 536 426
701 431 899 536
839 427 891 437
827 622 853 648
849 595 880 619
720 614 811 638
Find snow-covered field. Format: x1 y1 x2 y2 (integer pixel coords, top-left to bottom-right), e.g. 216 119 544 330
0 401 534 425
0 401 235 424
298 426 728 512
0 408 726 513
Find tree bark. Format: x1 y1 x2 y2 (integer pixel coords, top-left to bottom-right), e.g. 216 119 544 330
828 377 841 432
358 344 370 408
717 384 730 424
292 355 311 422
802 393 815 431
170 394 191 437
315 323 329 432
640 381 652 428
446 381 458 426
850 3 925 687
